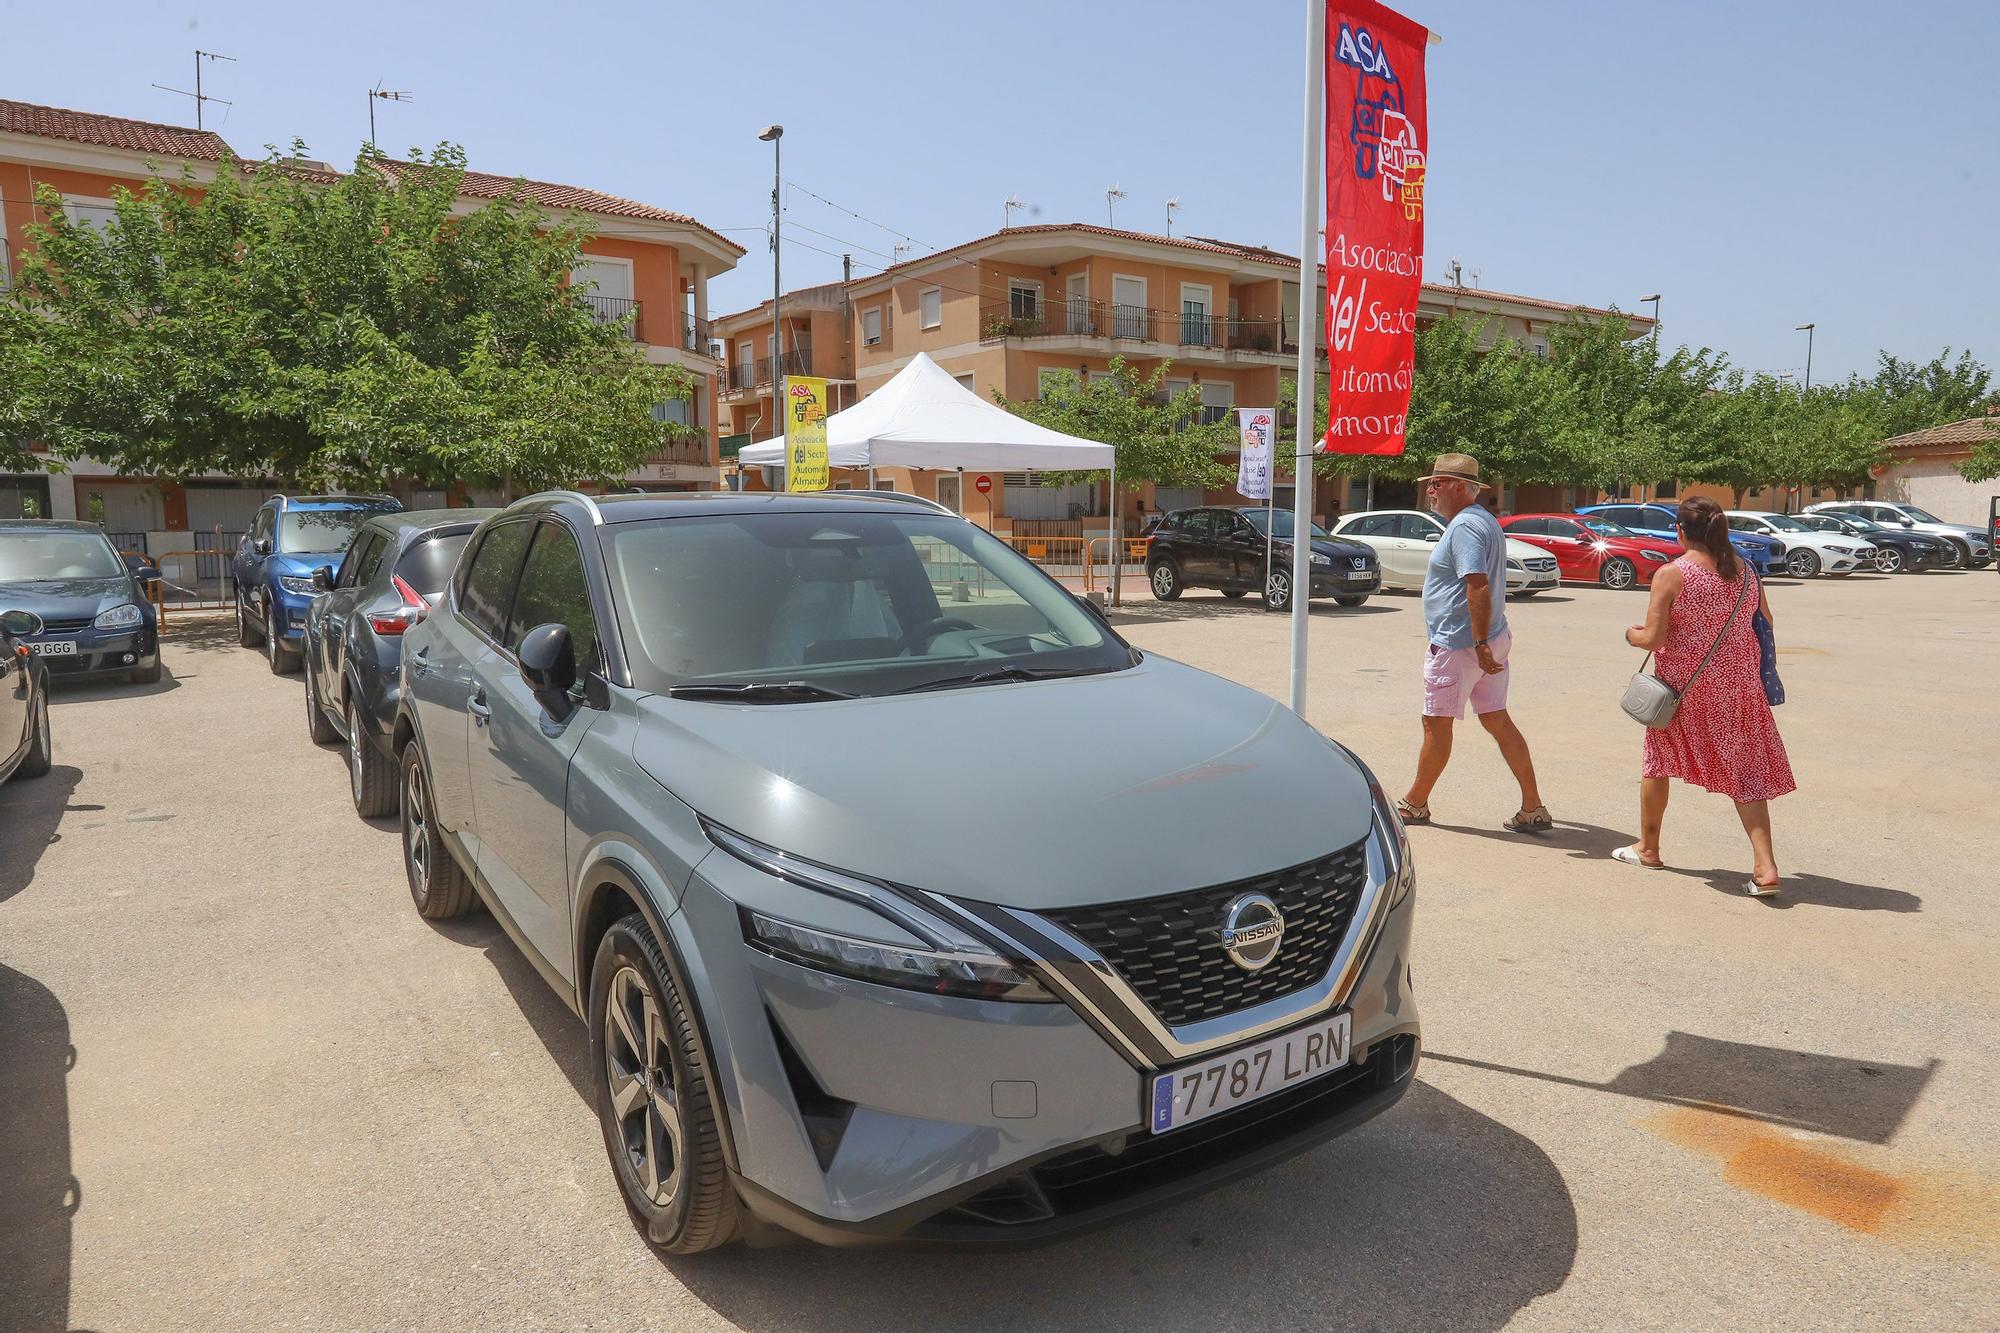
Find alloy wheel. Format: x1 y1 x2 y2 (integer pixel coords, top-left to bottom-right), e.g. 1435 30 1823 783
1601 557 1635 590
1266 570 1292 610
403 760 431 888
348 700 365 804
1151 565 1176 598
35 693 50 765
267 607 281 665
1786 550 1819 578
1875 547 1902 573
604 966 684 1207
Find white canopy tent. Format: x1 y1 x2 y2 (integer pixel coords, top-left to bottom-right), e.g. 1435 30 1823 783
736 353 1126 598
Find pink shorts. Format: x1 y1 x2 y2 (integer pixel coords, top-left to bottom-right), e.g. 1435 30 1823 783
1423 628 1512 719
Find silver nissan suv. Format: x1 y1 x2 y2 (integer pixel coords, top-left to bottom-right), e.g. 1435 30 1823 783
394 490 1419 1251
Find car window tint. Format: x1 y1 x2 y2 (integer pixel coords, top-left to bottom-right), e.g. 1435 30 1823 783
459 521 535 641
1547 520 1585 539
1509 518 1547 536
336 534 373 588
1351 514 1396 538
393 531 474 598
1398 515 1442 540
506 523 600 676
352 533 389 587
1184 511 1221 541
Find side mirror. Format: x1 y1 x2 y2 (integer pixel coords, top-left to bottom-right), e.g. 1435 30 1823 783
311 566 335 592
0 609 45 638
254 537 272 555
517 623 577 720
134 565 161 583
1419 530 1441 542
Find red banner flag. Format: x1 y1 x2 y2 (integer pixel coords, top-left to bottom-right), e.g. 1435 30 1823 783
1321 0 1429 456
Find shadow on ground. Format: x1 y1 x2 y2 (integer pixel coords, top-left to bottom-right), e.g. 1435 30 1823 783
428 912 592 1105
0 765 83 908
0 964 76 1333
670 1081 1576 1333
1423 817 1921 913
1430 1030 1938 1145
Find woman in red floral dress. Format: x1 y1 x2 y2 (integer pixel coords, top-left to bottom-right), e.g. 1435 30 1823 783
1614 496 1795 894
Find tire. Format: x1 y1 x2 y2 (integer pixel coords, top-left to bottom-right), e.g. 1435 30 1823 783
17 686 51 779
1938 540 1964 568
236 592 260 647
1599 557 1637 590
1873 546 1904 574
399 741 476 918
129 660 162 685
589 914 739 1255
304 653 338 745
1148 561 1182 601
1264 567 1293 612
266 605 298 675
1220 588 1248 599
1334 595 1369 607
1785 549 1820 578
348 695 397 818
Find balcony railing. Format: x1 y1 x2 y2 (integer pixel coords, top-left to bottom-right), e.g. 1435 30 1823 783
581 294 642 340
684 313 720 357
725 347 814 393
979 299 1290 352
643 437 714 468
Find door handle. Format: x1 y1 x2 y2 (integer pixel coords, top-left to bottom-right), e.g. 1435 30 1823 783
469 687 490 727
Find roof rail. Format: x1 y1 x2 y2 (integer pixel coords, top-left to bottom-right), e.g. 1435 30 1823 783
521 490 606 526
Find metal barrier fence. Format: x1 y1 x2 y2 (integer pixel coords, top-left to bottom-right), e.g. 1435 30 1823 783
146 548 236 621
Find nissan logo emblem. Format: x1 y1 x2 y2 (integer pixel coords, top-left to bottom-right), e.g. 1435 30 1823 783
1350 556 1367 569
1219 893 1285 972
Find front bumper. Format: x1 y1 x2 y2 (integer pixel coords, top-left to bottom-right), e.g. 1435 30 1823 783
1309 568 1381 597
24 625 158 680
269 590 314 642
1505 564 1560 591
675 840 1420 1246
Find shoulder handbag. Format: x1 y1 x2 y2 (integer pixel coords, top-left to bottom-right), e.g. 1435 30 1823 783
1620 570 1752 729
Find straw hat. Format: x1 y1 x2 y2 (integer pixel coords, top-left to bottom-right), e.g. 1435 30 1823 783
1415 452 1490 488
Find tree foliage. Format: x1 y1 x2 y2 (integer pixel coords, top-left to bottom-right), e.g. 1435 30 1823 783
0 144 694 492
994 356 1236 495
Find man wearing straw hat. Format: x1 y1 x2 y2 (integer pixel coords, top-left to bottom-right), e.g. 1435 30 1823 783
1394 452 1551 833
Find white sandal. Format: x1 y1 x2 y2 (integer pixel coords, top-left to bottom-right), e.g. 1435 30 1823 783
1611 845 1664 870
1744 878 1781 897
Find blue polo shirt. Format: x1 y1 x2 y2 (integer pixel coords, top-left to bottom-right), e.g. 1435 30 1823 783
1422 505 1509 650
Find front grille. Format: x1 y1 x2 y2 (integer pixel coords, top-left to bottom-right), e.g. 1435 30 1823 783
1040 842 1368 1027
1523 557 1557 571
34 616 94 633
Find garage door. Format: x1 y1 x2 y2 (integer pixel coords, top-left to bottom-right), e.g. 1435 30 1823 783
185 486 267 541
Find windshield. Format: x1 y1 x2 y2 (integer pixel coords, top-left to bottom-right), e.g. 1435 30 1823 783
0 531 125 582
1579 518 1636 537
605 511 1131 697
1898 505 1942 523
1241 510 1332 540
1830 515 1882 533
280 508 381 553
1757 514 1811 532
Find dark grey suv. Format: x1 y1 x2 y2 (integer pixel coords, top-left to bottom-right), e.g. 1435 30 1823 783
392 490 1419 1251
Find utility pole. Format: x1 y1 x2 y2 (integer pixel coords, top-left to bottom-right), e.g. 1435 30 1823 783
153 49 234 129
759 125 785 467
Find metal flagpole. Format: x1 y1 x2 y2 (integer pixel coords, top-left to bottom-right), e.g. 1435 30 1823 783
1288 0 1326 715
1107 457 1119 607
1266 485 1275 606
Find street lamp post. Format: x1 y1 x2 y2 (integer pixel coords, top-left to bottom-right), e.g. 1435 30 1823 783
1795 322 1815 392
759 125 784 482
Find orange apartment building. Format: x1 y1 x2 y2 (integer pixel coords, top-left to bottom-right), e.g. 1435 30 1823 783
734 223 1651 529
711 281 859 460
0 97 741 550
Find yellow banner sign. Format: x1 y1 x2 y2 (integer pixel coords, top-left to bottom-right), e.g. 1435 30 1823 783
785 376 830 493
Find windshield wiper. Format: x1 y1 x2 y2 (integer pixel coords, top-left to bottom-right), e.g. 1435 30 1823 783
667 681 857 703
893 665 1109 695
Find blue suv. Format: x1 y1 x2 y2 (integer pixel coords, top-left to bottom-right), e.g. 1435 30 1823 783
1577 502 1788 576
234 494 402 673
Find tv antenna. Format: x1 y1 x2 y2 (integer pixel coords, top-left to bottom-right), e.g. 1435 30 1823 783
153 49 235 130
1105 183 1127 227
1165 197 1180 236
1003 195 1025 229
893 242 913 263
368 82 416 147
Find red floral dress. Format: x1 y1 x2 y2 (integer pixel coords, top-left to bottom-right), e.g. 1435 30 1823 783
1641 558 1796 802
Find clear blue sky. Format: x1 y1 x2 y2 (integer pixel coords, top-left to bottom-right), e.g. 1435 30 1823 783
11 0 1995 382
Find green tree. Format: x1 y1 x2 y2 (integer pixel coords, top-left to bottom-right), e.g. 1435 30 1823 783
1861 349 1995 439
0 144 694 493
995 357 1236 504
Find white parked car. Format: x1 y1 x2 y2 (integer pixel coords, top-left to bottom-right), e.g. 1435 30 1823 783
1331 509 1560 595
1724 511 1873 577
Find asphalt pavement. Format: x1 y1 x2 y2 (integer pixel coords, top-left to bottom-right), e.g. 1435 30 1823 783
2 568 1996 1331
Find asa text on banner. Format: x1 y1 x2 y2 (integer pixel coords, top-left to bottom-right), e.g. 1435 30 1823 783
785 376 830 493
1322 0 1429 457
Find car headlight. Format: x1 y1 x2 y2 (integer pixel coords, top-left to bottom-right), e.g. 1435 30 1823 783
1310 552 1331 567
278 575 318 596
1829 544 1859 555
1505 558 1523 570
1640 549 1669 563
93 602 143 629
706 821 1054 1002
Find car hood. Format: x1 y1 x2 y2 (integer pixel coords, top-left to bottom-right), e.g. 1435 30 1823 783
0 575 141 619
1501 537 1556 563
271 552 341 578
1298 536 1377 563
633 654 1377 910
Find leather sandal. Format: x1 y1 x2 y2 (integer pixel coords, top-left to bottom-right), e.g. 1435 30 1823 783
1503 805 1554 833
1394 797 1431 825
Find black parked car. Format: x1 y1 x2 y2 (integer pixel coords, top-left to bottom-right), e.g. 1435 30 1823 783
0 520 161 685
0 607 54 785
1793 512 1949 574
303 509 494 816
1146 506 1381 610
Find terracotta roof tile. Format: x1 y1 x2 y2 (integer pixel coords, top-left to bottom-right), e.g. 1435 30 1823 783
0 98 230 161
1881 415 2000 451
374 160 742 255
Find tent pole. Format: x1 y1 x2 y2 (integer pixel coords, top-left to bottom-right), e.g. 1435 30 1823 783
1288 0 1325 715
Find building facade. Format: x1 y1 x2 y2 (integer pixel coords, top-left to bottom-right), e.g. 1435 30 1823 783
1876 414 2000 528
0 97 740 550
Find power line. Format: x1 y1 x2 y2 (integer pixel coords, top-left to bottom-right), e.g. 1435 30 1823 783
776 217 900 265
780 178 938 253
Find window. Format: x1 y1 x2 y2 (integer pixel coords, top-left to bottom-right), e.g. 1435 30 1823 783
1546 520 1587 540
341 533 387 588
954 372 976 393
1528 338 1549 358
1507 518 1548 537
394 532 475 597
1399 514 1444 540
1654 480 1678 499
1198 379 1234 426
862 307 883 346
1009 279 1041 320
59 195 120 234
1183 511 1224 542
920 287 942 329
506 522 600 677
1037 369 1076 399
458 520 536 642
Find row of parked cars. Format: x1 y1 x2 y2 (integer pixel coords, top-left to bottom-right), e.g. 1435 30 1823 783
211 486 1424 1254
1140 498 1995 608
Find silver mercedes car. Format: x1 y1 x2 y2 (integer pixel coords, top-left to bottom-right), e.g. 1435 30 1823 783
393 490 1419 1251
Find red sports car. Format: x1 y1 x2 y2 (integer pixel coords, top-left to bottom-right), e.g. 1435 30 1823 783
1499 513 1683 590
